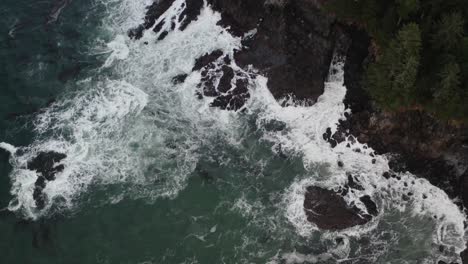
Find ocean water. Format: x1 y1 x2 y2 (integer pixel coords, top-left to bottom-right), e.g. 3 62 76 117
0 1 466 263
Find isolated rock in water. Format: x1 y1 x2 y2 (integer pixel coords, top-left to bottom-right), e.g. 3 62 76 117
172 74 188 84
304 186 374 230
28 152 66 209
28 152 67 181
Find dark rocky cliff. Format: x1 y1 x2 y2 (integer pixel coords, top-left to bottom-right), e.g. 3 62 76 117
207 0 342 103
129 0 356 106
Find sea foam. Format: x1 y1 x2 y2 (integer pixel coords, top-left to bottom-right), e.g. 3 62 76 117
2 0 242 219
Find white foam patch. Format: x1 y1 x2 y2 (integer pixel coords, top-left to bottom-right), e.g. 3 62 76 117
267 238 350 264
0 142 17 154
104 35 130 67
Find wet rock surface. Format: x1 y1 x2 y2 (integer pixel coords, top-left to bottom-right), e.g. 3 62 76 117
28 152 67 209
128 0 176 40
304 186 374 230
128 0 253 111
212 0 338 103
193 50 252 111
338 83 468 207
439 261 460 264
130 0 351 108
128 0 203 41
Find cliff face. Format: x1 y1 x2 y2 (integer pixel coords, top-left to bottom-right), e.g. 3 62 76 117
209 0 341 103
130 0 349 107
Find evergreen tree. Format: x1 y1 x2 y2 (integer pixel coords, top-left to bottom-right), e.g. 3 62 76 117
396 0 420 20
434 61 461 104
432 12 464 52
327 0 468 119
366 23 422 108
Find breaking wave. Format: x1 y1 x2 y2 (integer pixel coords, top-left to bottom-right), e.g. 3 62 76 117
1 0 243 218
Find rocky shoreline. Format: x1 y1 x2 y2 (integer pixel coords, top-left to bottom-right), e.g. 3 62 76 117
4 0 467 261
200 0 468 261
36 0 468 237
341 53 468 262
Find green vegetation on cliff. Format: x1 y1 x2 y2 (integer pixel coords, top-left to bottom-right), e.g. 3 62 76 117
326 0 468 119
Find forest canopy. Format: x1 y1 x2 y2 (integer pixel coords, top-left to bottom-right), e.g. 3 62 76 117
325 0 468 119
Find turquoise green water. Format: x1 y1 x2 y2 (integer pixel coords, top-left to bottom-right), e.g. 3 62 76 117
0 1 466 263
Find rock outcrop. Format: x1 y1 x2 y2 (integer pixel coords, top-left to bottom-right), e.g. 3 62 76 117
304 186 376 230
212 0 339 103
129 0 345 108
128 0 203 40
339 109 468 203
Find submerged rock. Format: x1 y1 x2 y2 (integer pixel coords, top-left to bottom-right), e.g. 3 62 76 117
47 0 73 24
304 186 374 230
